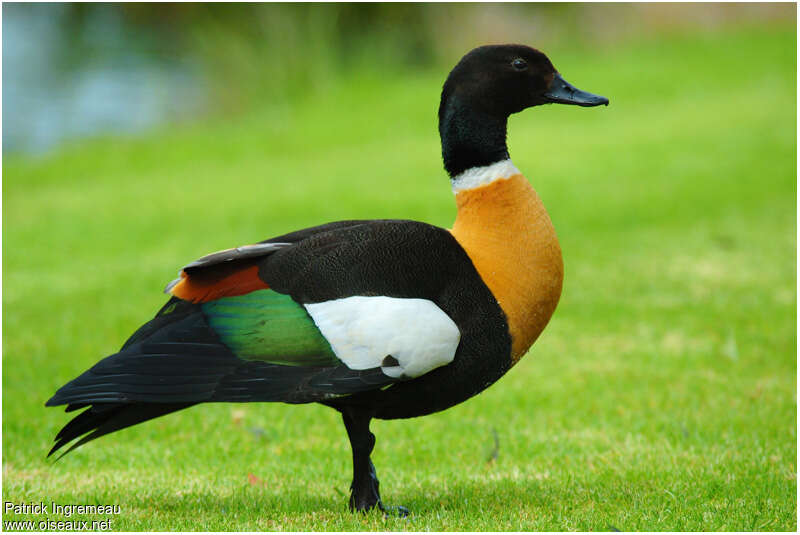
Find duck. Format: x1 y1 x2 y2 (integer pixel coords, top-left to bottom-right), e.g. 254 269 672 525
47 44 608 515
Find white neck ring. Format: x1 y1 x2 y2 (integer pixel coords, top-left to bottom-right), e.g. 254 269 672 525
450 159 521 194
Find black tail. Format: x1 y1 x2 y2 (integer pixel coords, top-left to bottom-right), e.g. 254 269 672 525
46 298 242 408
46 299 215 458
48 402 193 459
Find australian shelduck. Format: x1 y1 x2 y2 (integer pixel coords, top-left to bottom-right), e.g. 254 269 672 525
47 44 608 514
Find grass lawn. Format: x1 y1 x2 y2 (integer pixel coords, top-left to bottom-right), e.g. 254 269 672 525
3 24 796 530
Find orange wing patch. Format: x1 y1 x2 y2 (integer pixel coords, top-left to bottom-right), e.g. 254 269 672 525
170 265 269 304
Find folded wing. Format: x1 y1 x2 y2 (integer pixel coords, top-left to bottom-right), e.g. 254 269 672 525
47 220 467 456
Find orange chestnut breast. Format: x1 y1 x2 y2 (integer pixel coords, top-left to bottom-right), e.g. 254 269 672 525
449 174 563 363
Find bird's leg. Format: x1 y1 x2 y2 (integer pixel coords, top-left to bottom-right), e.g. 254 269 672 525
342 408 381 512
341 408 409 516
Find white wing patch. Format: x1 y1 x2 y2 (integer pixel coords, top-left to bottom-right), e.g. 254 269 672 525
305 296 461 379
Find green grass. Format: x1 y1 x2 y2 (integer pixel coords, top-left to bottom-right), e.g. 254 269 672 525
3 24 796 530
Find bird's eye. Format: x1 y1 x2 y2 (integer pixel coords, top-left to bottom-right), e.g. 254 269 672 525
511 58 528 71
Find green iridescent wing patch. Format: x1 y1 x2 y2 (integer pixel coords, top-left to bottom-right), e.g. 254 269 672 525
202 289 339 367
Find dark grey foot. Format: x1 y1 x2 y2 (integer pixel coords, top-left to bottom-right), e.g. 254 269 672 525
349 460 410 516
349 460 381 512
380 504 410 517
341 408 410 517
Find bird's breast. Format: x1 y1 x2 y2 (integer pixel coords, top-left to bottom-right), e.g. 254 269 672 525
449 174 563 364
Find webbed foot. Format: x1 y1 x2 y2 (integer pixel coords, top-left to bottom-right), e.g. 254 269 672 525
379 504 410 517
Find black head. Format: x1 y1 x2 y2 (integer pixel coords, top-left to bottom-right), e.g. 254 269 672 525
439 44 608 177
440 44 608 122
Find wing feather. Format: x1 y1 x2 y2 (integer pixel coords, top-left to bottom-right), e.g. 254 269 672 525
47 219 484 456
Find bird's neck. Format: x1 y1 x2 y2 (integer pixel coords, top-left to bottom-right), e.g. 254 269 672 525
439 95 509 178
448 164 564 364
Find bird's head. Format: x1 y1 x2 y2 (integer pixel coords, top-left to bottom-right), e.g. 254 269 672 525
439 44 608 122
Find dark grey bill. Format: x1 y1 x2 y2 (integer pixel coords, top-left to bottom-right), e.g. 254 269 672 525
544 73 609 107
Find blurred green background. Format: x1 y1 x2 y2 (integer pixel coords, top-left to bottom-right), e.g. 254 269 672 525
3 3 796 531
